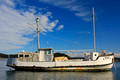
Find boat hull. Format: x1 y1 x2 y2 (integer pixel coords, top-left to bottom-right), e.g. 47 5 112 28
7 57 114 72
10 63 113 72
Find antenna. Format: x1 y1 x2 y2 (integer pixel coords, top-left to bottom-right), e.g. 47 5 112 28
47 41 48 48
28 23 37 29
36 17 40 50
28 17 41 51
92 7 96 52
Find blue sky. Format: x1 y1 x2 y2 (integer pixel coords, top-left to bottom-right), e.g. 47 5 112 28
0 0 120 54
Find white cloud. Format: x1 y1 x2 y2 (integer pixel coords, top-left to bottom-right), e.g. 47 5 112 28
56 25 64 31
39 15 59 32
0 0 15 7
39 0 91 21
75 11 89 17
0 0 62 51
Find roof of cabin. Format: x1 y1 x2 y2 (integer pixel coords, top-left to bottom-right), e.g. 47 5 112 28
38 48 52 50
18 52 38 54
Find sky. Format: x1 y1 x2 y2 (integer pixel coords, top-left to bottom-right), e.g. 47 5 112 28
0 0 120 54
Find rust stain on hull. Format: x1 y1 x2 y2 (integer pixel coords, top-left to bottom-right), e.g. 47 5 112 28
8 63 113 72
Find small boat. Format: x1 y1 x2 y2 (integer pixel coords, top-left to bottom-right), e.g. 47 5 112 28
6 8 114 71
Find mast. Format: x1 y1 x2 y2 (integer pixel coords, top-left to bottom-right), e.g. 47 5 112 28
36 18 40 50
92 7 96 52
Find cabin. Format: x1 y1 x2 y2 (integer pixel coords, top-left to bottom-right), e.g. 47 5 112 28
18 47 100 62
18 48 53 62
18 52 39 61
90 52 99 60
84 52 99 61
38 48 53 61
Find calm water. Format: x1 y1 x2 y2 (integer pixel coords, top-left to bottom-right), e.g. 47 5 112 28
0 59 120 80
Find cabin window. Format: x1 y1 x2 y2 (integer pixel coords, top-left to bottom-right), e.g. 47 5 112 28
25 55 29 57
19 54 23 57
45 50 47 54
48 50 51 54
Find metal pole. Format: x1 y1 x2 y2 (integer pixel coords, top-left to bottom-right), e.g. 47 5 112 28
36 18 40 50
92 7 96 52
47 41 48 48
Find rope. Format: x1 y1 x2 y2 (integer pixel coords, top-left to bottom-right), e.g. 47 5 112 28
46 33 80 45
95 14 113 52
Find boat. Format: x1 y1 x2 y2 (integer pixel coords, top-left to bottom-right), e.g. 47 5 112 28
6 8 114 71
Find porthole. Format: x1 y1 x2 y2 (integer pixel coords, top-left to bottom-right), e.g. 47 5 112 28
19 54 23 57
25 55 29 57
95 54 97 56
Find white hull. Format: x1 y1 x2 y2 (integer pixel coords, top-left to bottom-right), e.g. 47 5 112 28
7 55 114 71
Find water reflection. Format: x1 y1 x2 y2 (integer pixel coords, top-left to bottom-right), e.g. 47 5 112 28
6 71 114 80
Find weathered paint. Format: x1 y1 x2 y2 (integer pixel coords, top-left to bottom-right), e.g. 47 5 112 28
13 67 111 72
61 67 63 70
7 63 113 72
7 54 114 72
95 67 100 69
18 52 39 62
76 67 82 70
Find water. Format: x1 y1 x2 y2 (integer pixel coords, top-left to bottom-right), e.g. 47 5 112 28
0 59 120 80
